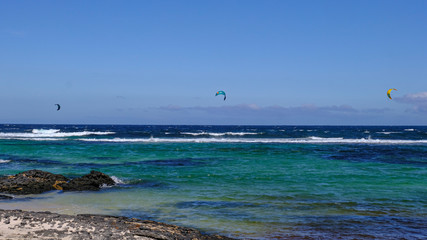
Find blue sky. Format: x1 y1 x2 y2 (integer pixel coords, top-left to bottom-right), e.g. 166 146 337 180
0 0 426 125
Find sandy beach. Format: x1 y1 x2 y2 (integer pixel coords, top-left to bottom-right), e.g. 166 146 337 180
0 209 233 240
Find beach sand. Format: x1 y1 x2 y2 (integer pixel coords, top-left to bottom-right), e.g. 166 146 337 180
0 209 233 240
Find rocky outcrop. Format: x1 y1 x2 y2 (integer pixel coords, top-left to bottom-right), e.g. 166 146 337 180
61 170 116 191
0 170 68 195
0 209 235 240
0 170 115 195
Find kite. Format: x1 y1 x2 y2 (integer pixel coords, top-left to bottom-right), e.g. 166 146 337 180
55 104 61 111
387 89 397 100
215 91 226 101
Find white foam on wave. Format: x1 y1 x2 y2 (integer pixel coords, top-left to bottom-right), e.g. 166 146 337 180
3 137 64 141
78 137 427 145
111 176 124 184
0 129 115 139
181 131 258 136
376 132 401 135
404 129 415 131
0 159 11 163
101 176 124 188
32 129 60 134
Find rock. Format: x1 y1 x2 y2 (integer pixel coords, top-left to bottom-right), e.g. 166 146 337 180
0 209 235 239
0 194 13 200
0 170 69 195
61 170 116 191
0 170 115 195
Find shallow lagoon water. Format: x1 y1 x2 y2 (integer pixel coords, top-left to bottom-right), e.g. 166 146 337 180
0 125 426 239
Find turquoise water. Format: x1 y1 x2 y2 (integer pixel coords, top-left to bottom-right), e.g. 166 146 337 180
0 125 426 239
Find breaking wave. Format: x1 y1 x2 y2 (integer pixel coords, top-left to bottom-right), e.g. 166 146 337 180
78 136 427 145
111 176 125 184
0 129 115 140
376 132 402 135
181 132 259 136
100 176 124 188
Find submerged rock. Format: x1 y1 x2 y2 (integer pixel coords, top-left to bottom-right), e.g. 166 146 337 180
0 170 115 195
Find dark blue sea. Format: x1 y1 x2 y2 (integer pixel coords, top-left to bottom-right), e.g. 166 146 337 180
0 125 426 239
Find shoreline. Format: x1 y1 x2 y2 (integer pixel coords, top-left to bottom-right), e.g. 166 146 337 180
0 209 234 240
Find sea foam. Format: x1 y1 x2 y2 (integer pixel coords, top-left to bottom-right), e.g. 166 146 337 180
78 137 427 145
0 129 115 139
181 132 258 136
111 176 125 184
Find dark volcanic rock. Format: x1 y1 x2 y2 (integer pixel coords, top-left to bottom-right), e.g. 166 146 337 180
0 169 68 195
61 170 116 191
0 170 116 195
0 209 235 239
0 194 13 200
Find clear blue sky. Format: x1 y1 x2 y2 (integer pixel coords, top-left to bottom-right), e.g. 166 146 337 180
1 0 426 125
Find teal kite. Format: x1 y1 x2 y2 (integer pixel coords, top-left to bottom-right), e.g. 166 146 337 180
215 91 226 101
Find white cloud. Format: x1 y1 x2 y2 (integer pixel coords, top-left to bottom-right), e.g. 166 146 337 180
395 91 427 113
396 92 427 103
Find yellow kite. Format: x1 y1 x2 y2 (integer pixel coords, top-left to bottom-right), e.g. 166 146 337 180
387 89 397 100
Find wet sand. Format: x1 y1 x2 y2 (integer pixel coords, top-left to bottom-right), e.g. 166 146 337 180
0 209 233 240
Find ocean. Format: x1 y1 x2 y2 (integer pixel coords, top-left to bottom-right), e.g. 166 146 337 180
0 125 426 239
